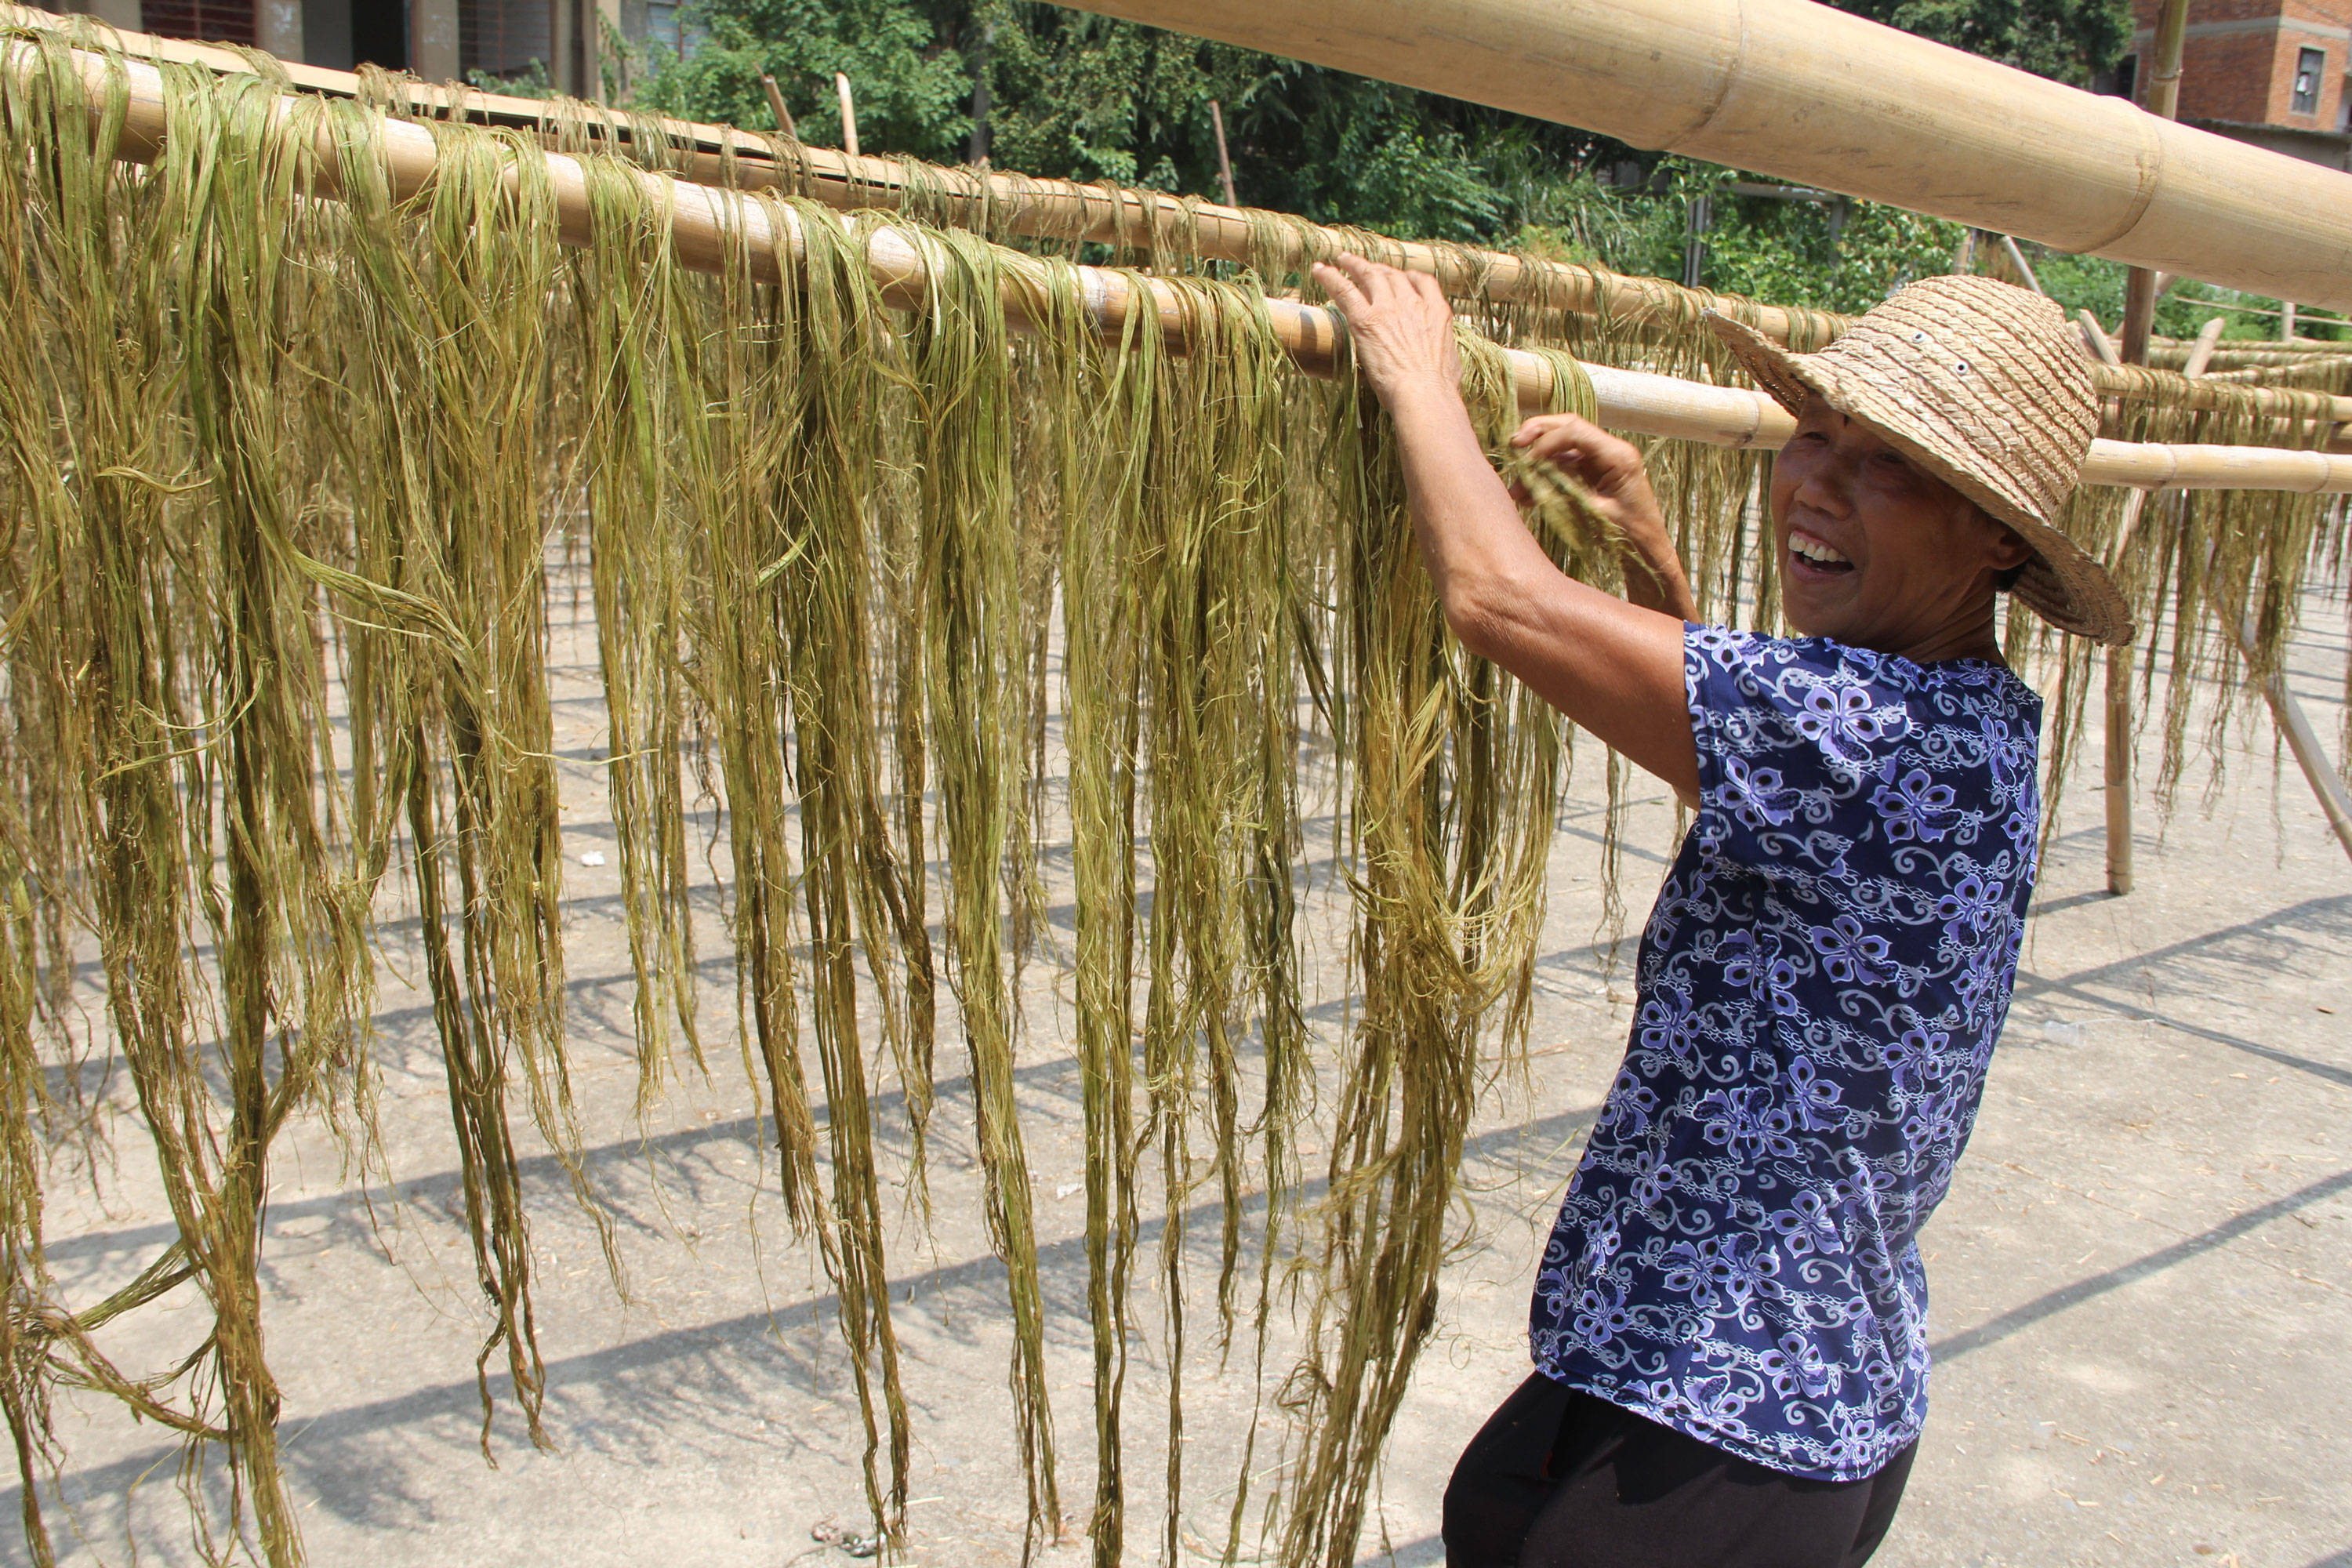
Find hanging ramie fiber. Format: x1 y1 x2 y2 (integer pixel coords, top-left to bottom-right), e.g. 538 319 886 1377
0 34 2343 1568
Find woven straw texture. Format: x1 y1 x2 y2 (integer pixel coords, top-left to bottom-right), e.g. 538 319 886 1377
1708 276 2133 646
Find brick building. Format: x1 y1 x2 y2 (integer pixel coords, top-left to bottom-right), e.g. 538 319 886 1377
2122 0 2352 166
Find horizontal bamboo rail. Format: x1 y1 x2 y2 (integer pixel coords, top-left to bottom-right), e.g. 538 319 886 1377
2 3 1815 339
16 40 2352 495
1052 0 2352 318
19 1 2352 434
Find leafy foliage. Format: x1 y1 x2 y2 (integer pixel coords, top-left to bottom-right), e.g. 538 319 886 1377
1824 0 2136 87
633 0 1615 241
632 0 974 158
624 0 2217 325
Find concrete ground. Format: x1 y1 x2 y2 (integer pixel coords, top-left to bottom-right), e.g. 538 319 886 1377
11 561 2349 1568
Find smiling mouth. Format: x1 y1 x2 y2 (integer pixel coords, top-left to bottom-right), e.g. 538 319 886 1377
1788 529 1854 576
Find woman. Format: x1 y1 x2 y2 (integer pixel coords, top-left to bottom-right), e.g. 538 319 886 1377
1309 256 2131 1568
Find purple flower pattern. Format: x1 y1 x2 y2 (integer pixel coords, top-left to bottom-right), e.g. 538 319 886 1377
1531 629 2041 1482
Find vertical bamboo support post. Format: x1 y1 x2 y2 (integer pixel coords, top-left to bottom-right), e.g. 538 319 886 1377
2121 0 2189 362
2103 488 2151 895
1208 99 1239 207
2109 0 2187 891
837 71 860 158
762 74 796 138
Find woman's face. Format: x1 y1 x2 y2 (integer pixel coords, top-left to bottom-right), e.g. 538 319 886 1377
1769 397 2033 657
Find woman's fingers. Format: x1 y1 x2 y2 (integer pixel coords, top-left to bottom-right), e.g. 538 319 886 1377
1310 253 1461 397
1309 260 1367 313
1522 415 1649 487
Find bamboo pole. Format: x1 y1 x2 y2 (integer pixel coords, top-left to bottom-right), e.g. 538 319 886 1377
1208 99 1238 208
2108 2 2186 894
760 74 795 140
2103 488 2151 895
2225 613 2352 863
2119 0 2188 365
2078 310 2121 367
20 4 2352 432
1050 0 2352 315
12 3 1822 343
2180 316 2228 377
834 72 858 158
1998 234 2045 296
2203 355 2352 383
17 40 2352 495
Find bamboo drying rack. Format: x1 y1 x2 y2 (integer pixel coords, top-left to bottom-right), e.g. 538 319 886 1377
12 1 2352 439
13 38 2352 496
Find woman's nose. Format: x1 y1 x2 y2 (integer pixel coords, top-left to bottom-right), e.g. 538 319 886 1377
1790 455 1854 518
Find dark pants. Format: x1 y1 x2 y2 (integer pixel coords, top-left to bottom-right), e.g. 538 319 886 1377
1442 1374 1917 1568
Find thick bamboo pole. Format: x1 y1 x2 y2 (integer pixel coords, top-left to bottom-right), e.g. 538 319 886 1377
1050 0 2352 316
17 39 2352 495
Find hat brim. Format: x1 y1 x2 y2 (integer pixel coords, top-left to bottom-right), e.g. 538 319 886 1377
1704 312 2136 648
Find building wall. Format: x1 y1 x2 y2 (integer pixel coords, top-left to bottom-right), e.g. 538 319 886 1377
61 0 145 29
2129 0 2352 128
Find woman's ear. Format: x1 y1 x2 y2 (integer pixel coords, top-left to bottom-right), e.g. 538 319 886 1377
1980 511 2034 572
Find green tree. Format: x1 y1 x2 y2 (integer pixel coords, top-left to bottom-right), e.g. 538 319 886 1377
633 0 974 161
1824 0 2136 87
634 0 1614 243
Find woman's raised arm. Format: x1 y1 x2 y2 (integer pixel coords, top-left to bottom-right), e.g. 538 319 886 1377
1311 254 1700 807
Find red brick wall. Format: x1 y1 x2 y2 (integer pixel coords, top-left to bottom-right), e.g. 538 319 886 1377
2127 1 2352 127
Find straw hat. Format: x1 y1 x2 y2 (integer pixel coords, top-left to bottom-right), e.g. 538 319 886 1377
1704 275 2133 647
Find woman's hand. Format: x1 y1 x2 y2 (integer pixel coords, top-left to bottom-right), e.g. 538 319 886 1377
1298 254 1700 808
1309 253 1461 403
1510 412 1699 622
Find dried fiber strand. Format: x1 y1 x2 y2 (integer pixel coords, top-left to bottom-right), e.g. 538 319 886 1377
906 220 1062 1554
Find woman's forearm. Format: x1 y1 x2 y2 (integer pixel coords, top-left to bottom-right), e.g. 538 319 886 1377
1383 376 1561 634
1622 538 1700 623
1381 378 1703 804
1311 252 1700 801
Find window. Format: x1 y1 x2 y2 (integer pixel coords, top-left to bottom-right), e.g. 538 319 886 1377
141 0 256 46
2292 45 2325 116
647 3 683 55
2112 53 2138 103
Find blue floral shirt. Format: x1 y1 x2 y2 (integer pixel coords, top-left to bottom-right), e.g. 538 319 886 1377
1530 626 2042 1481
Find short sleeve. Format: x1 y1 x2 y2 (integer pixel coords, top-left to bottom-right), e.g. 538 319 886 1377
1684 626 1923 880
